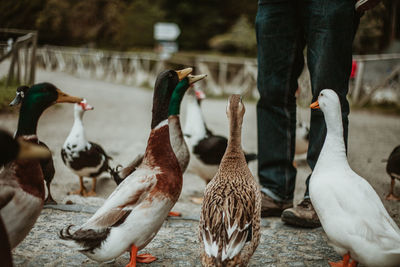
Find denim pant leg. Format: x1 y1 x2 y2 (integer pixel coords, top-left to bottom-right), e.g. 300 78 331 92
256 1 305 201
302 0 360 197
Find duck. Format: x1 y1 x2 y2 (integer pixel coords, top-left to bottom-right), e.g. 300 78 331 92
0 129 51 267
199 95 261 266
183 87 257 203
309 89 400 267
61 99 115 197
59 68 192 266
112 73 207 185
0 83 82 249
9 85 57 204
385 145 400 201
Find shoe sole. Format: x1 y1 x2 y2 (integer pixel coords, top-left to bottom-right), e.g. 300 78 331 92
281 211 321 228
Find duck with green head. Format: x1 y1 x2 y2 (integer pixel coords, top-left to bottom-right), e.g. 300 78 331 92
0 83 83 249
9 84 64 204
113 73 207 184
60 68 192 267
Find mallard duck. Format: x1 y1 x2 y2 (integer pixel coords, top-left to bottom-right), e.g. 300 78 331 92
309 89 400 267
385 145 400 201
0 83 82 249
112 73 207 185
9 85 57 204
0 128 50 267
61 99 115 197
183 88 257 204
59 68 192 266
199 95 261 267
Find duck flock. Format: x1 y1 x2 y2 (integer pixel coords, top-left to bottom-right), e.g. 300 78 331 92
0 67 400 267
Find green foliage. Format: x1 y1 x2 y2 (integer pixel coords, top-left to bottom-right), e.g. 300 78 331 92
0 77 19 112
209 15 256 55
0 0 45 30
0 0 396 54
117 0 165 48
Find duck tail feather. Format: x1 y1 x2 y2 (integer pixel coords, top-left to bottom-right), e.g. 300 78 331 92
59 225 110 252
108 165 124 185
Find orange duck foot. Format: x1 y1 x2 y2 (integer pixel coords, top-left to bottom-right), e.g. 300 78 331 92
329 262 346 267
168 211 181 217
137 253 157 263
329 253 351 267
386 193 400 201
126 245 157 267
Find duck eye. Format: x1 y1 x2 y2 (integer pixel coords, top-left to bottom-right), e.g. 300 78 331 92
320 93 324 96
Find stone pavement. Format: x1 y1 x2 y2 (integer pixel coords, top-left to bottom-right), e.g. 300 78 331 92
13 207 340 267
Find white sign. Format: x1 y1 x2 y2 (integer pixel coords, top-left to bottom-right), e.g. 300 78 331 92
154 23 181 41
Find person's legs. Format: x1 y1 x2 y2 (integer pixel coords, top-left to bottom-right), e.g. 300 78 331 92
282 0 360 227
305 0 360 193
256 0 305 214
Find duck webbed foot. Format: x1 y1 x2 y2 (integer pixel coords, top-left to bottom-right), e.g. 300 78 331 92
68 176 87 196
82 177 97 197
136 253 157 263
190 197 203 204
329 253 350 267
386 178 400 201
126 245 157 267
168 211 181 217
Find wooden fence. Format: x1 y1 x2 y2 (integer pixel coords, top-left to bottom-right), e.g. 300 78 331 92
36 46 400 106
0 28 37 86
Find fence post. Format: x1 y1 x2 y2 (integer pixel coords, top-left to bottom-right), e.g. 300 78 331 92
29 32 37 85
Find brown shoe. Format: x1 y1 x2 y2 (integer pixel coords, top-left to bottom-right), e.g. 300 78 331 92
281 199 321 228
261 192 293 217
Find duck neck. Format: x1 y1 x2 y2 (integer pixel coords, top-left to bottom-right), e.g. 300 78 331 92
226 114 243 154
318 108 347 166
144 120 172 163
69 109 86 140
168 80 188 116
16 101 46 137
184 97 206 140
151 92 172 130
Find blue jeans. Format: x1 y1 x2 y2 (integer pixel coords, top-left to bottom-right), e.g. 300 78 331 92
256 0 359 201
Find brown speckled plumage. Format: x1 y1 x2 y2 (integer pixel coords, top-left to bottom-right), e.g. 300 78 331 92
199 95 261 267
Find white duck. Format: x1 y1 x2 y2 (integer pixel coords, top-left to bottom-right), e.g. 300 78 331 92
309 89 400 267
61 99 114 197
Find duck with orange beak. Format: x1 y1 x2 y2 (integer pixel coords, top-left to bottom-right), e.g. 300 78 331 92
309 89 400 267
0 83 83 249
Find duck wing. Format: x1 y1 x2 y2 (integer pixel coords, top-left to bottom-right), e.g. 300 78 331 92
60 167 157 251
315 172 400 248
200 180 255 262
38 141 55 183
89 142 112 161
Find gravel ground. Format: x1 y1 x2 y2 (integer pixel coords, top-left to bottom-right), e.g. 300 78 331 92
0 68 399 266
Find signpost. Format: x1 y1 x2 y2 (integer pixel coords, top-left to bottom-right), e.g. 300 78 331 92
154 22 181 59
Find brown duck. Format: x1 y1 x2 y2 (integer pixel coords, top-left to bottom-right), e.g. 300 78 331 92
0 83 82 249
199 95 261 266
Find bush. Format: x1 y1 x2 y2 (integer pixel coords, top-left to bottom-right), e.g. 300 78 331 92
0 77 19 112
